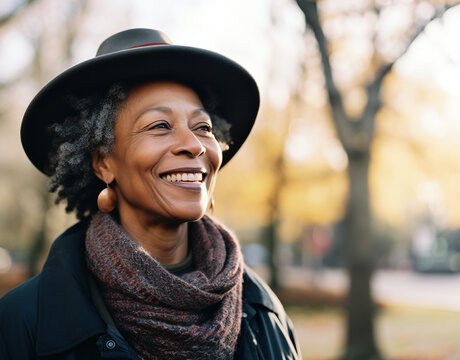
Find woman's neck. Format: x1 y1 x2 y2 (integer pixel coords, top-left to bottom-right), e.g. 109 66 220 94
117 211 189 266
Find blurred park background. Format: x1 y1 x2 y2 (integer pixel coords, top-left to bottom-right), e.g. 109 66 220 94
2 0 460 359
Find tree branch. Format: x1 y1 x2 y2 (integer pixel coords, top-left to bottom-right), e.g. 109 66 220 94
392 2 460 68
295 0 353 149
361 2 460 137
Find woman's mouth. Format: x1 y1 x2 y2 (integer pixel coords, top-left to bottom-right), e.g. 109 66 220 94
160 172 206 183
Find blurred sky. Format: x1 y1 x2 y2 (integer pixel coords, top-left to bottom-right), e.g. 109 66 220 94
0 0 306 108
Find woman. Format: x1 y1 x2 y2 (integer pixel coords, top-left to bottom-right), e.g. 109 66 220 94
0 28 301 360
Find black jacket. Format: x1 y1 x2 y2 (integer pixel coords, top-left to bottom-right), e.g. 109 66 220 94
0 221 301 359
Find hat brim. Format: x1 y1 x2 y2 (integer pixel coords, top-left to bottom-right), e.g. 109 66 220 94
20 45 260 175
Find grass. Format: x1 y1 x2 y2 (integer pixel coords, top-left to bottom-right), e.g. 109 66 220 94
286 306 460 360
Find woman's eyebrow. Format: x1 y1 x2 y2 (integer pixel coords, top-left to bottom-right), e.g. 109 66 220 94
135 106 210 123
193 108 211 117
135 106 172 123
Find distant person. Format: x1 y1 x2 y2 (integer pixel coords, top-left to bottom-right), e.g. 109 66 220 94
0 28 301 359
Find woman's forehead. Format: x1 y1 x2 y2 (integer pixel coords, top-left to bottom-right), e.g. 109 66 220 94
125 81 202 104
116 81 207 127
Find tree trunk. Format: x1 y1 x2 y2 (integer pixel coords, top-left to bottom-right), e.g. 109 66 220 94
266 149 286 292
342 151 381 360
266 215 279 291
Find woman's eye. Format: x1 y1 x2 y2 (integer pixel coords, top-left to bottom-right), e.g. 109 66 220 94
149 122 169 130
197 124 212 132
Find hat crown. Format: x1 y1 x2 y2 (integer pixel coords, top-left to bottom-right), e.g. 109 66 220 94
96 28 173 56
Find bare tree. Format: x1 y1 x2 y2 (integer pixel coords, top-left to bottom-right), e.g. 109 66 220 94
293 1 460 359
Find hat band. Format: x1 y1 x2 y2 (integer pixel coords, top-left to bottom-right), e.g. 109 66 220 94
127 42 170 50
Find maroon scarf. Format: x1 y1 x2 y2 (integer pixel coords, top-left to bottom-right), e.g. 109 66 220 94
85 213 243 360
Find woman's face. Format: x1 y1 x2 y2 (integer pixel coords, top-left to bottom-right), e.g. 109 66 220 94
100 81 222 224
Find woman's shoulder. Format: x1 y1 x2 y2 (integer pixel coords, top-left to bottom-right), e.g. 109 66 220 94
242 265 287 320
0 221 88 334
0 221 90 358
0 274 40 354
0 274 40 319
239 267 302 360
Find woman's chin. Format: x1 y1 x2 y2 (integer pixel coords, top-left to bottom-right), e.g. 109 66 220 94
163 205 208 223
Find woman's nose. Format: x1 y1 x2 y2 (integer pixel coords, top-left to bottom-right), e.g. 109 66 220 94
171 127 206 157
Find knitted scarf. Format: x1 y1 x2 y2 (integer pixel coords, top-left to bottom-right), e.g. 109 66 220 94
85 212 243 360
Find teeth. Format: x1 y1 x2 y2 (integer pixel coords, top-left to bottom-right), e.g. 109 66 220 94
162 172 203 182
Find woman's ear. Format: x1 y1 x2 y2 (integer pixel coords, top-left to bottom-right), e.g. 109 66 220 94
92 150 115 184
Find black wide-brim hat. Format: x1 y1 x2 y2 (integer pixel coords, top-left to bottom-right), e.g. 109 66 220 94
20 28 260 175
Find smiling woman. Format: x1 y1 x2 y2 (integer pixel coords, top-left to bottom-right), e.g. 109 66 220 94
0 28 301 360
92 82 223 263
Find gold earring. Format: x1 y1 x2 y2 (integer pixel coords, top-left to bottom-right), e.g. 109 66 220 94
97 183 117 213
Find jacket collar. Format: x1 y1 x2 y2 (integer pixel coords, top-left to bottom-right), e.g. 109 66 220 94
36 221 106 357
242 265 284 318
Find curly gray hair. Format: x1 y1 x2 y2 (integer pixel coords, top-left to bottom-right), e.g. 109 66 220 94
48 84 231 220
